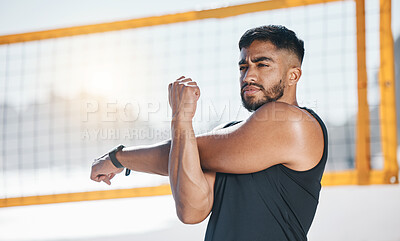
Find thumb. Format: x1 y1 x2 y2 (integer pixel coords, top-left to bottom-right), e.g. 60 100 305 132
195 86 200 100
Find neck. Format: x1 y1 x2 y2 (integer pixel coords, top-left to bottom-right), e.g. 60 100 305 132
279 85 298 106
276 96 298 107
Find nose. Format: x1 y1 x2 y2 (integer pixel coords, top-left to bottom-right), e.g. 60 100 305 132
241 65 257 85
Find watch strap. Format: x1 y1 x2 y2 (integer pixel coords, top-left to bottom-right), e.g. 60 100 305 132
108 144 131 176
109 144 125 168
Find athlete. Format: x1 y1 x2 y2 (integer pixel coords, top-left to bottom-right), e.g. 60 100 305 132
90 25 328 240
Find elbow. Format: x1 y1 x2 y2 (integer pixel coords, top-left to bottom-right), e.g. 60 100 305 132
176 203 211 224
178 215 200 224
177 211 209 224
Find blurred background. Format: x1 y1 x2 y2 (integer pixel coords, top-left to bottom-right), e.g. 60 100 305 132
0 0 399 240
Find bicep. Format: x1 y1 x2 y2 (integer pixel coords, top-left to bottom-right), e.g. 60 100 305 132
197 103 321 174
198 119 286 174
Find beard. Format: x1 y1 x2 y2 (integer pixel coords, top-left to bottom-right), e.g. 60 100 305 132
241 79 285 112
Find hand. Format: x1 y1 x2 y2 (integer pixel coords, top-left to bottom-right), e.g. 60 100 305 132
168 76 200 121
90 153 123 185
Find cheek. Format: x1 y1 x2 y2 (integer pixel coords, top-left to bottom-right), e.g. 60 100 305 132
263 68 284 81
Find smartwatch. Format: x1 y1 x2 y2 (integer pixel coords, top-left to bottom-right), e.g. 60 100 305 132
109 144 131 176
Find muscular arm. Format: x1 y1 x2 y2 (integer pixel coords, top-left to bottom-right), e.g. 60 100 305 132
168 121 215 224
114 123 234 176
92 102 323 184
112 122 237 176
114 102 322 173
166 77 215 224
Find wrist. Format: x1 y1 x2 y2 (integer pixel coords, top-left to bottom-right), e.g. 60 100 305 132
171 119 193 129
115 149 124 164
171 111 195 122
171 120 195 141
108 144 131 176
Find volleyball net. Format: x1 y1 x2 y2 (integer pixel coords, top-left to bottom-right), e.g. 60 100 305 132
0 0 397 207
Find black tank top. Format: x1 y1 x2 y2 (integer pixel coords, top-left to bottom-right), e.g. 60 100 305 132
204 107 328 241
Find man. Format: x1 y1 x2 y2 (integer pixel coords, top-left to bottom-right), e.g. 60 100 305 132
91 25 328 241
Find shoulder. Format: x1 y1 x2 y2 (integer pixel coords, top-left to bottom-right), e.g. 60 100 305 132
251 102 314 123
250 102 324 171
251 102 320 130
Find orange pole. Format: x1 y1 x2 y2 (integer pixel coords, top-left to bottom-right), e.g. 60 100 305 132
355 0 371 184
379 0 399 184
0 0 343 45
0 184 172 208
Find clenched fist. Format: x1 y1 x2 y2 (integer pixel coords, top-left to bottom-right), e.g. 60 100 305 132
168 76 200 121
90 153 123 185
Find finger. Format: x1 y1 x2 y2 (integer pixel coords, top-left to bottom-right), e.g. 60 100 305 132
92 175 101 182
182 81 197 86
93 175 104 183
108 173 116 180
195 86 200 99
90 169 100 182
103 179 111 185
180 83 200 91
175 77 192 83
100 175 111 185
181 84 201 99
189 85 200 99
178 83 200 92
180 78 192 83
177 76 185 81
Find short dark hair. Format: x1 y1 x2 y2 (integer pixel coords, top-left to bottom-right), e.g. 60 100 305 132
239 25 305 64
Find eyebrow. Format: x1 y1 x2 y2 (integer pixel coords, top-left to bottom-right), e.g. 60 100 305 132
238 56 275 65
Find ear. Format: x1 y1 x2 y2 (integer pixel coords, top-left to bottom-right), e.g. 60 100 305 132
287 67 302 86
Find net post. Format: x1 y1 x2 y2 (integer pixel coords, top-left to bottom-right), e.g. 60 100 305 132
379 0 399 184
355 0 371 185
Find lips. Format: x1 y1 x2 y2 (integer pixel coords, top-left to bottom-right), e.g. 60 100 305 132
242 85 261 96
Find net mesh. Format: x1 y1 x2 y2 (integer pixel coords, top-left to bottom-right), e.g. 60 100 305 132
0 0 387 199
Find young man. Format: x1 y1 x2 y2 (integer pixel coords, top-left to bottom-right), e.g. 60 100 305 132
91 25 328 240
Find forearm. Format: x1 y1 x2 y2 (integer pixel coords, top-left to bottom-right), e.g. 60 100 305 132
169 121 213 223
116 140 171 176
114 123 239 176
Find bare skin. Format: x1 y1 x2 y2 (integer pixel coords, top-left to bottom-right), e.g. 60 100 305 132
168 76 215 224
90 40 324 224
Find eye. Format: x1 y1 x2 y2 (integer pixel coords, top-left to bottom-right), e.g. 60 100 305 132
257 63 269 67
239 66 247 71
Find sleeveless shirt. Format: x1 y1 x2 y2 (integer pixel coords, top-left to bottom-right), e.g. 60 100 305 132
204 107 328 241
